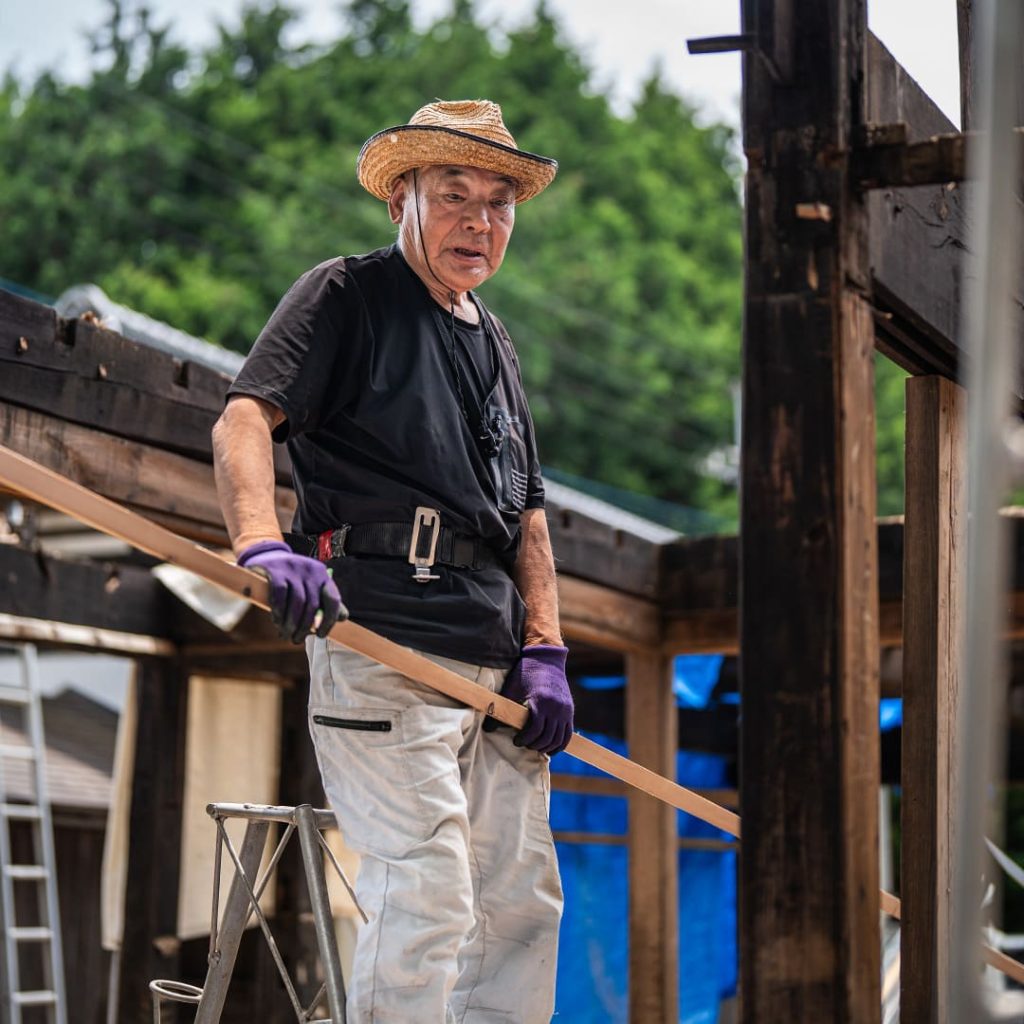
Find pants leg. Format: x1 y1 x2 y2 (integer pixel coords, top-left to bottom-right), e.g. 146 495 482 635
306 641 563 1024
307 639 479 1023
450 666 564 1023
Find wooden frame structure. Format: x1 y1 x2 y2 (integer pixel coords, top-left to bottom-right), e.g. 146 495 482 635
733 0 1009 1021
0 2 1018 1019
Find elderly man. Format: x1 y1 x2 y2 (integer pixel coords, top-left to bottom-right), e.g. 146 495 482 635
212 100 571 1023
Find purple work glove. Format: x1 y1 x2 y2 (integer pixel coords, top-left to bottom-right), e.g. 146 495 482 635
237 541 347 644
483 644 575 755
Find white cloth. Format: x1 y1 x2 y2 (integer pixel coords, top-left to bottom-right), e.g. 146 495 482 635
306 639 563 1024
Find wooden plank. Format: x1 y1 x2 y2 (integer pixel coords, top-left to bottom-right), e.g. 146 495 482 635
741 1 881 1020
854 131 969 189
116 658 189 1021
663 609 738 655
0 612 174 656
626 652 678 1024
0 403 296 539
867 32 965 378
0 443 740 831
0 289 294 480
900 376 966 1023
557 574 661 652
663 592 1024 655
544 498 663 599
0 541 176 639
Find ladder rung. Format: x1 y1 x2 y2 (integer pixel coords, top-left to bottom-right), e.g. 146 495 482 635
12 990 56 1006
0 745 35 761
5 865 49 880
1 805 41 820
0 685 30 706
9 926 52 942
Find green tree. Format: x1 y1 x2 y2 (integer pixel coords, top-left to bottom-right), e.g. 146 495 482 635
0 0 750 522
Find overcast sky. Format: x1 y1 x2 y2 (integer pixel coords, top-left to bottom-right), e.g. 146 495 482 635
1 0 962 128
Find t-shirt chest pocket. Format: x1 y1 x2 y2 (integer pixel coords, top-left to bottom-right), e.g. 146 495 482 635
487 405 529 514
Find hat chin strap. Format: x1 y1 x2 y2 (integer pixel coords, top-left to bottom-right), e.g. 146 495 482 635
411 168 458 309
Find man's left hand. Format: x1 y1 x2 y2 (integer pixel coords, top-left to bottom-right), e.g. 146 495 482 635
484 644 574 755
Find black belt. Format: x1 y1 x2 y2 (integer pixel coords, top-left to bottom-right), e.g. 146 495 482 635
286 521 505 572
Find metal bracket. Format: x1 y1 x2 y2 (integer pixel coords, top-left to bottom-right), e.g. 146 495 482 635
409 506 441 583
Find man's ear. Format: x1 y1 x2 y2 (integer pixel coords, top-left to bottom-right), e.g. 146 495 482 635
388 177 407 225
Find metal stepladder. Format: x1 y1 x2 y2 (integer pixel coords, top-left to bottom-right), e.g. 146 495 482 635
0 644 67 1024
150 802 364 1023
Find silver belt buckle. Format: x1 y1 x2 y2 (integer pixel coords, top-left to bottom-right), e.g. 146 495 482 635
409 507 441 583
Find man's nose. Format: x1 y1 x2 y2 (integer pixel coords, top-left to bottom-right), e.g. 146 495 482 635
463 201 492 232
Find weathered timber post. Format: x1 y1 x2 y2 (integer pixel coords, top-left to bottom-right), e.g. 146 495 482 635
117 658 189 1021
625 651 678 1022
739 1 881 1020
900 376 966 1023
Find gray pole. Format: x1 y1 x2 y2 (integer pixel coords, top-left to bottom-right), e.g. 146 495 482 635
295 804 346 1022
951 0 1024 1018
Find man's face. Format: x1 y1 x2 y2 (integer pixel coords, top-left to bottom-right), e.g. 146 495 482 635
390 164 517 292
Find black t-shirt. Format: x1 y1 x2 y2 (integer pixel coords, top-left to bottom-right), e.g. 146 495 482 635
227 244 544 667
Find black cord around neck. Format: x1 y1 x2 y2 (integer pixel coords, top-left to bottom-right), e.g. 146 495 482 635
410 169 503 458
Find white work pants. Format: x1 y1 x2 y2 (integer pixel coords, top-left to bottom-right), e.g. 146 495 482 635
306 639 564 1023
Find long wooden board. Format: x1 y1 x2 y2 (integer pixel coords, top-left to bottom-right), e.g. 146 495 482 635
0 443 739 837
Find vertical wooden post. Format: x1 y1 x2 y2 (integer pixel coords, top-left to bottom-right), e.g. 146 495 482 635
269 679 327 1016
116 658 189 1022
900 376 966 1023
957 0 974 130
626 651 678 1023
740 0 881 1020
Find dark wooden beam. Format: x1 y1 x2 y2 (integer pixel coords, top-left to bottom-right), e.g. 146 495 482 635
867 32 965 379
544 499 662 600
0 542 175 639
662 518 1024 654
741 2 881 1020
900 376 966 1022
556 575 661 652
0 402 296 544
0 288 293 480
116 658 190 1022
853 131 968 189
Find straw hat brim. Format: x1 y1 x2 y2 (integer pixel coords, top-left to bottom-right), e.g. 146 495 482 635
357 125 558 203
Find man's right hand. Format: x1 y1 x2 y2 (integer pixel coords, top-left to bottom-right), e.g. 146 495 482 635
237 540 347 643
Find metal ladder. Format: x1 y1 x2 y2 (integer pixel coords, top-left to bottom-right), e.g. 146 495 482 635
0 644 67 1024
151 802 361 1023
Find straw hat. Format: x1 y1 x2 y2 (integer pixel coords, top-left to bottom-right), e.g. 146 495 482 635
357 99 558 203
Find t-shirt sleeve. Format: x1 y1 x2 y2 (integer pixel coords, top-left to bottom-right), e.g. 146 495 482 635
227 258 353 441
522 401 545 510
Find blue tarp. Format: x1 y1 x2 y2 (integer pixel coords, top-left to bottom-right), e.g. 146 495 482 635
550 735 737 1022
551 653 737 1022
551 658 901 1020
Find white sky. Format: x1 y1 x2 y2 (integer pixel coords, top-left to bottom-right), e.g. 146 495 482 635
0 0 962 129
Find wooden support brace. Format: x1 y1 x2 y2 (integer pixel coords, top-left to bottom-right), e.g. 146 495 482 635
626 652 678 1023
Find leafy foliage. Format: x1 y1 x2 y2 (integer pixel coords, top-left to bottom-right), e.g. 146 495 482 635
0 0 906 522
